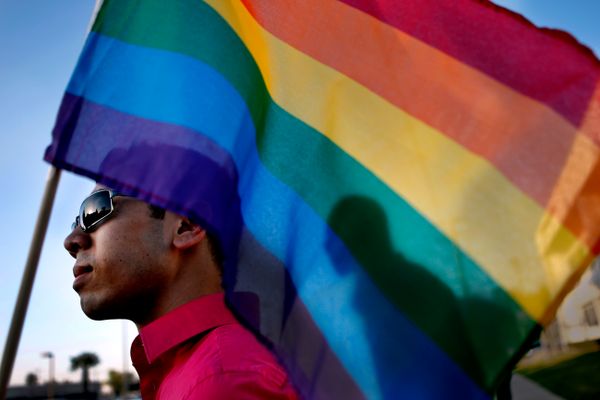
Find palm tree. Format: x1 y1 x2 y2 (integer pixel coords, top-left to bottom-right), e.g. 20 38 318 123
25 372 38 386
70 352 100 393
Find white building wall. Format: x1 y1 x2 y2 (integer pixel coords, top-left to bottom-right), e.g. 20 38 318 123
553 262 600 344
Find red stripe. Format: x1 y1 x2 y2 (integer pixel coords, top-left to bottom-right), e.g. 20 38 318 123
339 0 600 127
239 0 600 248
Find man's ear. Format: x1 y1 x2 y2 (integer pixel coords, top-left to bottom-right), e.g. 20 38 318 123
172 218 206 250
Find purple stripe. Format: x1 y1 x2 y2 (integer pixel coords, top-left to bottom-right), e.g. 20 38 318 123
47 93 243 278
45 94 365 399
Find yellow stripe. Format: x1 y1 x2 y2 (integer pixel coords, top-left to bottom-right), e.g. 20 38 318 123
205 0 592 320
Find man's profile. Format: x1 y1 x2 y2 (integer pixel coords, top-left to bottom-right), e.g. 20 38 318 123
64 185 298 399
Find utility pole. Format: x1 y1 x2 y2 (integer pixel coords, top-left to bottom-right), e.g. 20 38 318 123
122 321 129 398
41 351 55 400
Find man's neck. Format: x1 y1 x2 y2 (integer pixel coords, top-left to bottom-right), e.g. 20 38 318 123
134 288 224 330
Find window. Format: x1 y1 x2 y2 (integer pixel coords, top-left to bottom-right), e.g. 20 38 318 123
583 302 598 326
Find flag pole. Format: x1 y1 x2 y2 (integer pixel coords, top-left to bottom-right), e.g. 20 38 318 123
0 166 61 400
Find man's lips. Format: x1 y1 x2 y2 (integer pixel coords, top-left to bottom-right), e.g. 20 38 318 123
73 264 92 278
73 265 93 291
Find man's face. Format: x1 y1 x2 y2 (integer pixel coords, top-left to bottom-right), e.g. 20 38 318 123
64 185 172 322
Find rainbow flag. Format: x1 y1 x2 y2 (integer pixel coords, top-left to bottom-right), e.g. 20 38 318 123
45 0 600 398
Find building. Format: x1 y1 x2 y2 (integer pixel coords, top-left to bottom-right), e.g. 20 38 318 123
6 382 100 400
524 261 600 364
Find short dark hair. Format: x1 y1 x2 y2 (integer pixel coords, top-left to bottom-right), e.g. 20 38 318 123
148 204 223 270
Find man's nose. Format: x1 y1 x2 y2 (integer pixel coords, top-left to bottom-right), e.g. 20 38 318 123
64 227 91 258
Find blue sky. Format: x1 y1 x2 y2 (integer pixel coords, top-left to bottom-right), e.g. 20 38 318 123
0 0 599 387
0 0 134 385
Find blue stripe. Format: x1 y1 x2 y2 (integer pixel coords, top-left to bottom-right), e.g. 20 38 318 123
58 31 488 399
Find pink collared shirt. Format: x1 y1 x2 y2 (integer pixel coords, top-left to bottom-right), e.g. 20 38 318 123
131 293 299 399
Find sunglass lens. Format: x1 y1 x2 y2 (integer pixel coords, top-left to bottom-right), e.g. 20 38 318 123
80 191 112 229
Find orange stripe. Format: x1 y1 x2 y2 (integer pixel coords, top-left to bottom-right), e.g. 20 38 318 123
548 84 600 251
241 0 600 248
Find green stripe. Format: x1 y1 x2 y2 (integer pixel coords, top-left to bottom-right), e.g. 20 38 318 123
94 0 537 388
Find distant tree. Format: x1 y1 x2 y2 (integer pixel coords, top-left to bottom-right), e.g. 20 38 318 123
107 370 137 396
25 372 38 386
70 352 100 393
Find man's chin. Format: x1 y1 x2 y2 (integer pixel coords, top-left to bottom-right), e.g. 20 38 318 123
80 297 124 321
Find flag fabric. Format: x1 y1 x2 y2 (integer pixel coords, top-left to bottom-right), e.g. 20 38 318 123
45 0 600 398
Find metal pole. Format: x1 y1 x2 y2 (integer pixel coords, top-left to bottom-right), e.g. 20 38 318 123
122 321 128 398
49 354 54 400
0 167 61 400
41 352 55 400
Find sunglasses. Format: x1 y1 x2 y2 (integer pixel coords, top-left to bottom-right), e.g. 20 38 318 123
72 189 120 232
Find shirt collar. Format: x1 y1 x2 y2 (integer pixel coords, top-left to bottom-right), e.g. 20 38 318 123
136 292 238 363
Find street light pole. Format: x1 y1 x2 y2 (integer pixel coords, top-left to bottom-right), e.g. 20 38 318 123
41 352 54 400
122 321 129 398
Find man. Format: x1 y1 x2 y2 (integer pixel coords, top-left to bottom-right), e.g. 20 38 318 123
64 185 299 399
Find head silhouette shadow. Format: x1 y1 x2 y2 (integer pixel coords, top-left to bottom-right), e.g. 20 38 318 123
326 195 484 397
